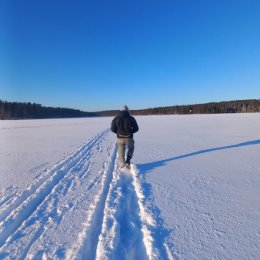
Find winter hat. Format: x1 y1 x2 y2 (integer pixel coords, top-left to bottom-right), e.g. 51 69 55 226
120 105 129 111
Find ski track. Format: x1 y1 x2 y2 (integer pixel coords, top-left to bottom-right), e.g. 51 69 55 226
0 128 174 260
66 145 118 260
0 129 106 224
0 129 110 253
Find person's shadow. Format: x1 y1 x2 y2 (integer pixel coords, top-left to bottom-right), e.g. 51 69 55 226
135 139 260 259
138 139 260 175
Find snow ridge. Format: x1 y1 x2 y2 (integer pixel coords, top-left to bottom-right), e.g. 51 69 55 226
131 165 175 260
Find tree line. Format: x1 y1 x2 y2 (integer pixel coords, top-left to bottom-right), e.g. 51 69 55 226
96 99 260 117
0 99 259 119
132 99 260 116
0 100 97 119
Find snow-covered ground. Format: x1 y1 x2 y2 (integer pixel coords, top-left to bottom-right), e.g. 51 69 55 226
0 114 259 260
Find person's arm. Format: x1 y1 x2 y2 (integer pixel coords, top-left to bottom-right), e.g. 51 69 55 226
131 118 139 133
111 118 117 133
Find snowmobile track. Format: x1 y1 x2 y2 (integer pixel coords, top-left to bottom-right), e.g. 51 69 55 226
66 142 118 260
0 129 109 248
0 128 174 260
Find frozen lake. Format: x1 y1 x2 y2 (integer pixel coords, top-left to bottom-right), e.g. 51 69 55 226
0 113 259 259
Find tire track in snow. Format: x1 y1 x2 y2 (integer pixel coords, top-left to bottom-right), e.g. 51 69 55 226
16 161 102 260
0 193 16 209
0 131 105 224
66 144 117 260
0 129 109 248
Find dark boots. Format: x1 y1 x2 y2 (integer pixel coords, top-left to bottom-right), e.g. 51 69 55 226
125 155 131 167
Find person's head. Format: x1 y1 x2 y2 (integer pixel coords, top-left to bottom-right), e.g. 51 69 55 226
120 105 129 111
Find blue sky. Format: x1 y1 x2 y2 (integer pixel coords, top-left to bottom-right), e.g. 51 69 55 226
1 0 259 111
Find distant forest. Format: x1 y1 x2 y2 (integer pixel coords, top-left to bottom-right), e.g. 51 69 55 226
0 99 260 119
0 100 97 119
96 99 260 117
133 99 260 115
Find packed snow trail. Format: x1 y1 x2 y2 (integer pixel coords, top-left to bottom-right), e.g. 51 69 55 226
95 165 147 260
0 129 174 260
92 164 174 260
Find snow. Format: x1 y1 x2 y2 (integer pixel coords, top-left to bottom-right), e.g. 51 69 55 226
0 114 259 260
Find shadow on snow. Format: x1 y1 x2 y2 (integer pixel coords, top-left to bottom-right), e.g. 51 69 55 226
136 139 260 259
138 139 260 175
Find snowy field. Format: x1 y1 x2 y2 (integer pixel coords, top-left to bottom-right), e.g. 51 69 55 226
0 114 259 260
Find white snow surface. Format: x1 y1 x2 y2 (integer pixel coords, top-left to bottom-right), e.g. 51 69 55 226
0 114 259 260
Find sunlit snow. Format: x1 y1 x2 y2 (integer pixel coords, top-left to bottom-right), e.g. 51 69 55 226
0 114 259 260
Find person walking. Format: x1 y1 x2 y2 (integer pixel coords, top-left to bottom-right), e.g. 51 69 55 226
111 105 139 169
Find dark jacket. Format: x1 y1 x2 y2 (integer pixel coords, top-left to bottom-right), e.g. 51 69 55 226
111 111 139 138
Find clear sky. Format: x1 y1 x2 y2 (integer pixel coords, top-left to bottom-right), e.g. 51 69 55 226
1 0 260 111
